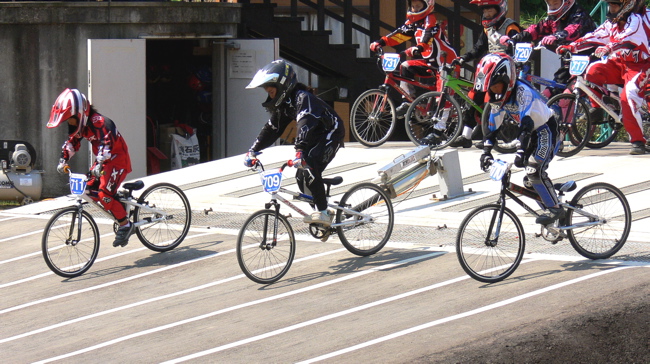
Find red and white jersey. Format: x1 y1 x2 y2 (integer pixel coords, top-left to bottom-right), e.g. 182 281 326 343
573 13 650 63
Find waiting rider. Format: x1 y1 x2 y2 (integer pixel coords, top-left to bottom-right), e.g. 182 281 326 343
47 88 134 247
556 0 650 155
244 60 345 227
476 53 565 225
448 0 522 148
369 0 458 118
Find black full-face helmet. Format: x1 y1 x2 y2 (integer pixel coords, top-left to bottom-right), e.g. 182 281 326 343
246 60 297 111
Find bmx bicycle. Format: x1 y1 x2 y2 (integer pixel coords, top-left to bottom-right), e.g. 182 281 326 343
349 48 440 147
456 159 631 283
237 159 394 284
41 169 192 278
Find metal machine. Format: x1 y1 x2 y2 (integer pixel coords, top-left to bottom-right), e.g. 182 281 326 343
0 140 43 204
372 145 468 201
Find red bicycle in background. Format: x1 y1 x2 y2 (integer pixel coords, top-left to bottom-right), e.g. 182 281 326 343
349 48 440 147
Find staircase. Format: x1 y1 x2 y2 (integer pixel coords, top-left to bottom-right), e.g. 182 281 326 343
239 1 387 103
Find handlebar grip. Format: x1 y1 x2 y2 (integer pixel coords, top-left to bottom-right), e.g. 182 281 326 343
287 159 294 168
64 165 71 174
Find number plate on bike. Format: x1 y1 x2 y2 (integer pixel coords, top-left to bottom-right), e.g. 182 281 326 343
261 169 283 193
569 55 590 76
489 160 510 181
382 53 400 72
69 173 88 195
514 43 533 63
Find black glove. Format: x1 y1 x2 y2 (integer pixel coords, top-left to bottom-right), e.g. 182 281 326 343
480 152 494 172
450 57 465 67
514 149 526 168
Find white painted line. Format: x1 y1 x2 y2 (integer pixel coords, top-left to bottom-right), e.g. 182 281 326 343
164 265 631 364
30 252 444 364
297 266 635 364
0 232 114 266
2 248 353 346
0 231 215 291
0 216 20 223
0 229 44 243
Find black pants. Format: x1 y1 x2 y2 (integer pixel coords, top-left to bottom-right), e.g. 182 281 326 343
296 140 342 211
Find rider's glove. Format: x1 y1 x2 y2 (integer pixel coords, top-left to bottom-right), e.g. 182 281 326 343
369 41 382 53
243 149 259 167
405 46 421 58
594 45 611 58
499 35 511 46
514 149 526 168
450 57 465 67
480 152 494 172
96 145 112 163
292 150 306 169
56 158 68 174
91 162 103 178
556 44 576 55
540 35 557 46
61 140 76 160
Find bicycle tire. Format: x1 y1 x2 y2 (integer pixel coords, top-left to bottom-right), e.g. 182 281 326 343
237 209 296 284
134 182 192 252
336 182 394 256
547 93 592 158
456 204 525 283
481 103 519 154
42 207 100 278
566 182 631 259
586 96 621 149
404 91 463 150
349 89 396 147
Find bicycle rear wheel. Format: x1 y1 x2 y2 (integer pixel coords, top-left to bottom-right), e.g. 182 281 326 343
350 89 396 147
566 182 631 259
237 210 296 284
336 183 394 256
42 207 100 278
547 93 592 157
456 204 525 283
404 91 463 150
481 103 519 154
586 95 621 149
134 183 192 252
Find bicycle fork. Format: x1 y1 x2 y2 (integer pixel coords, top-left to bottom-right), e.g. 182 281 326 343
260 201 281 250
67 204 85 246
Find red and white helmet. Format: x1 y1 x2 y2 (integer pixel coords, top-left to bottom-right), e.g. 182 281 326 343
470 0 508 28
407 0 435 23
474 53 517 107
546 0 575 20
47 88 90 137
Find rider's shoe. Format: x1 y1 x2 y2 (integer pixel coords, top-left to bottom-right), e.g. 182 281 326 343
588 107 606 124
474 140 485 150
395 102 411 118
630 141 646 155
303 211 331 227
320 210 336 242
535 207 566 226
421 129 443 146
449 136 473 148
113 223 135 247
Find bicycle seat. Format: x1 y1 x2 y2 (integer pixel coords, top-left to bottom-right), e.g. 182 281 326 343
554 181 577 193
323 177 343 186
122 180 145 192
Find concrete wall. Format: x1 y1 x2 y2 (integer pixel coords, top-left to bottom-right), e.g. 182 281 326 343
0 2 240 198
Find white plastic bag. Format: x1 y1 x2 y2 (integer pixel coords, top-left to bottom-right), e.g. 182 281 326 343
170 133 200 169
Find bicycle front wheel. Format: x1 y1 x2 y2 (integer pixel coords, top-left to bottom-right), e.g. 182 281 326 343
566 182 631 259
237 210 296 284
349 89 396 147
42 207 100 278
547 93 592 158
336 182 394 256
404 91 463 150
456 204 525 283
134 183 192 252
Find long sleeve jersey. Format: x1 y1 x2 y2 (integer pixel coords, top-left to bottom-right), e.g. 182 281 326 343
250 85 345 153
572 13 650 63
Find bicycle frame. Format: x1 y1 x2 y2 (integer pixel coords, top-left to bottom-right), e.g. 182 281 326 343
573 76 621 124
376 51 439 102
491 164 604 241
255 163 375 229
71 179 168 229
